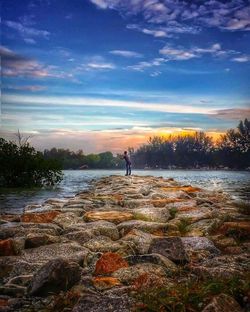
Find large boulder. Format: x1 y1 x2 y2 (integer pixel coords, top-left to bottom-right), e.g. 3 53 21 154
29 258 81 296
21 242 91 265
112 263 167 285
21 211 60 223
65 221 119 241
94 252 128 275
84 211 133 224
53 212 82 229
149 237 220 263
133 207 170 222
83 236 125 253
25 233 60 249
119 229 153 254
149 237 188 263
117 220 170 236
124 254 177 275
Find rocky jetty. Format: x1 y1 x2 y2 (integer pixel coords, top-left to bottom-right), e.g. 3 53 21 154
0 175 249 311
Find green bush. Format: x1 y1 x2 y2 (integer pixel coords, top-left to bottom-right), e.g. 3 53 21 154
0 138 63 187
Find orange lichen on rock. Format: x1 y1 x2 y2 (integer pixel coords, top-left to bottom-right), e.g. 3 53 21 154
93 277 121 289
84 211 133 224
0 239 17 256
133 273 165 290
21 211 60 223
94 252 129 275
161 186 201 193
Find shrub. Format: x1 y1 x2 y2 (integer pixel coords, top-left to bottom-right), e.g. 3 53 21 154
0 138 63 187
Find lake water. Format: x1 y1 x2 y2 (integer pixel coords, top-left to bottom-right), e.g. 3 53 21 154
0 170 249 214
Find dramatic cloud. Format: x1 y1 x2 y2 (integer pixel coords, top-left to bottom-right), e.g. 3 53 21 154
109 50 143 58
89 0 250 33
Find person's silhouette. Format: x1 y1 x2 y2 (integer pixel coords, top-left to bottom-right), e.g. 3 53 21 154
123 151 131 176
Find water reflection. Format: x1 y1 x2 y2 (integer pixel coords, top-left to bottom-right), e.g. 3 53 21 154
0 170 249 214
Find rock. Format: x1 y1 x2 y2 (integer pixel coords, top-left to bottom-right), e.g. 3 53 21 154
21 242 91 265
160 186 201 193
149 237 188 263
20 211 60 223
53 212 81 229
72 293 134 312
120 229 153 254
0 223 62 240
92 277 121 290
65 221 119 241
202 293 243 312
176 208 213 223
190 254 249 279
125 254 177 275
117 220 170 236
149 237 219 263
212 236 237 249
133 207 170 222
25 233 60 249
181 237 220 258
83 236 124 253
150 198 185 208
84 211 134 224
0 238 24 256
218 222 250 239
94 252 129 275
29 258 81 296
112 263 167 285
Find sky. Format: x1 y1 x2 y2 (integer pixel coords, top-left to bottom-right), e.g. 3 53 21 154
1 0 250 153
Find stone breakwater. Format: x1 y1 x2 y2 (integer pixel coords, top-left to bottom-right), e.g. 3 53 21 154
0 175 249 312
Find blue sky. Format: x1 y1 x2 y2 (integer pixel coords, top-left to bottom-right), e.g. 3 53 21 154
1 0 250 152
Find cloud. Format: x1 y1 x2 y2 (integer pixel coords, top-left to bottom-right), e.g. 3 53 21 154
5 94 216 115
23 38 36 44
159 43 238 61
126 58 165 71
87 62 116 69
0 46 73 79
89 0 250 33
160 46 197 60
109 50 143 58
231 55 250 62
4 20 50 43
213 108 250 120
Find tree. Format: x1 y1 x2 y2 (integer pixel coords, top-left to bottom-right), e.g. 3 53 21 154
0 138 63 187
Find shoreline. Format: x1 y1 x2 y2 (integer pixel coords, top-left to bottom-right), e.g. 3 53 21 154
0 175 249 311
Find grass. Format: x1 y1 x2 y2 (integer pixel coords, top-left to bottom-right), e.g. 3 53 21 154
133 274 250 312
177 217 191 235
169 207 178 220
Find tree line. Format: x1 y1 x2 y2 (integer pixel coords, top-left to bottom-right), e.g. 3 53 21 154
130 119 250 170
0 119 249 187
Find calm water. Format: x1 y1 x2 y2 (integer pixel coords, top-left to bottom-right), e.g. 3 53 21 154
0 170 249 214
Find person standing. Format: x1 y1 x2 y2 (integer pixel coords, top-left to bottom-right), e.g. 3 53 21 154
123 151 131 176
